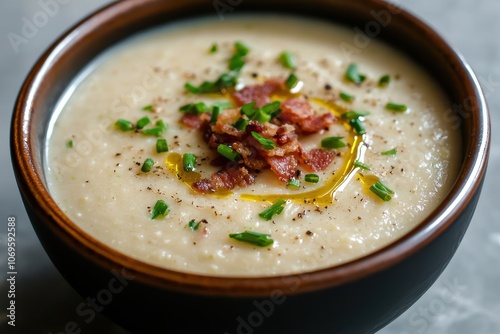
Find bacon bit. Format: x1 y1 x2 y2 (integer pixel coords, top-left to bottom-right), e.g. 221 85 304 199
266 155 298 182
232 79 283 107
193 165 255 193
299 148 336 172
281 98 336 133
181 113 203 129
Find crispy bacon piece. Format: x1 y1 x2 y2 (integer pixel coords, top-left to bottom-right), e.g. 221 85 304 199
299 148 336 172
281 98 336 133
181 113 203 129
232 79 283 107
265 155 298 182
193 165 255 193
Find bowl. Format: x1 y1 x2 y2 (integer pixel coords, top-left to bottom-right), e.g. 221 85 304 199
11 0 490 333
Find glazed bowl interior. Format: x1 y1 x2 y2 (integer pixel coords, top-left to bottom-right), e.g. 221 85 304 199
11 0 489 332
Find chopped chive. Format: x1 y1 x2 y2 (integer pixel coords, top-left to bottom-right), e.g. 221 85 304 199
370 181 395 202
381 148 397 156
212 100 233 110
188 220 201 231
342 110 370 119
241 102 257 118
253 109 271 124
386 102 408 112
261 101 281 114
354 161 370 170
180 102 209 114
115 119 134 132
229 230 274 247
141 158 154 173
378 75 391 88
304 174 320 183
151 199 169 219
210 106 221 124
234 41 250 56
345 63 366 84
156 139 168 153
66 140 73 149
229 54 246 72
279 51 297 69
259 199 286 221
185 82 201 94
234 118 249 131
285 73 300 89
141 126 164 137
287 178 300 189
183 153 197 172
156 119 167 129
340 92 355 103
136 116 151 129
209 43 218 53
349 118 366 135
321 136 346 149
251 132 276 150
142 105 154 112
217 144 241 161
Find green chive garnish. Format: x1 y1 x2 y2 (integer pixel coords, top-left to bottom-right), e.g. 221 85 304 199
188 220 201 231
350 118 366 135
141 158 154 173
229 230 274 247
142 120 167 137
229 54 246 72
136 116 151 129
321 136 346 149
210 106 221 124
259 199 286 221
279 51 297 69
115 119 134 132
185 72 239 95
183 153 197 172
235 41 250 56
151 200 169 219
345 64 366 84
340 92 355 103
212 101 233 110
253 109 271 124
342 111 370 119
241 102 257 118
381 148 397 156
66 140 73 149
240 101 280 123
370 181 395 202
261 101 281 114
234 118 249 131
156 139 168 153
287 178 300 189
142 105 154 112
354 161 370 170
209 43 218 53
386 102 408 112
251 132 276 150
378 75 391 88
285 73 300 89
217 144 241 161
180 102 209 114
185 82 201 94
304 174 320 183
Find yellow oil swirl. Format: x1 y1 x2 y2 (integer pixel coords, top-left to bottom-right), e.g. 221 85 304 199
165 153 232 198
241 98 369 205
168 92 370 205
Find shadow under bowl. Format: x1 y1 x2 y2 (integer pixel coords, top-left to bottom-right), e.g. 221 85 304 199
11 0 490 333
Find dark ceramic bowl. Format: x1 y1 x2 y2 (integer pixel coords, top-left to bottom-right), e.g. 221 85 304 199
11 0 490 333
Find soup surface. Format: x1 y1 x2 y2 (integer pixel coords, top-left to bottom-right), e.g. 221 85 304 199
46 16 461 276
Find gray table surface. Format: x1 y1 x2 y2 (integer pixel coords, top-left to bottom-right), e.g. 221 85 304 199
1 1 499 333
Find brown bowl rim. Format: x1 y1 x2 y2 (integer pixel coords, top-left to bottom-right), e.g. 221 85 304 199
11 0 490 297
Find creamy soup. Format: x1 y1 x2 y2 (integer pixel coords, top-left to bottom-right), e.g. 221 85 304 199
46 16 461 277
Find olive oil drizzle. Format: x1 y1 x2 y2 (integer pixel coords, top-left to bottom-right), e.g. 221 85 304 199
167 91 370 205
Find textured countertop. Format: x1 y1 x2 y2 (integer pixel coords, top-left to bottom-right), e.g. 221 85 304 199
1 1 499 333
